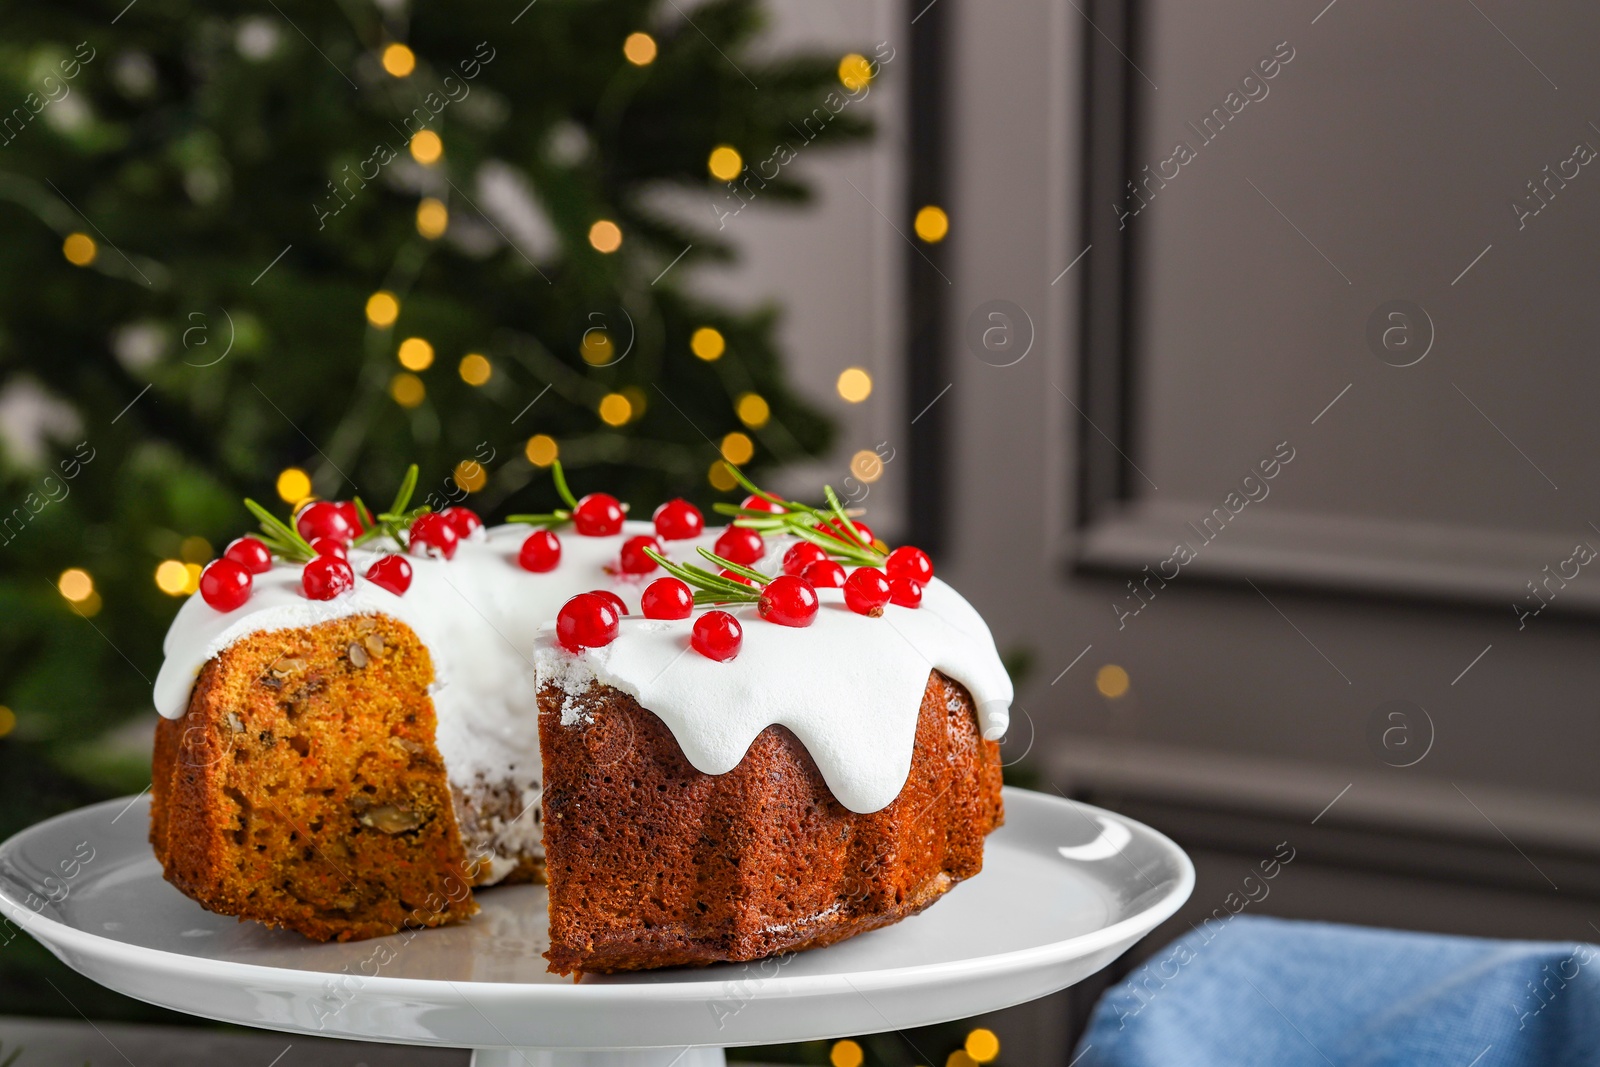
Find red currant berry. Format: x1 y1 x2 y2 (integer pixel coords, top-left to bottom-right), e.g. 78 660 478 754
224 536 273 575
365 554 413 596
652 498 704 540
296 501 356 545
740 494 785 515
802 559 846 588
302 555 355 601
641 577 694 620
336 500 365 537
441 506 484 541
591 589 629 618
720 568 756 587
408 512 460 560
199 558 252 612
556 592 620 651
714 526 765 566
310 536 348 561
843 567 892 617
619 534 663 574
782 541 828 576
572 493 625 536
816 519 874 547
890 576 924 608
758 575 819 627
692 610 743 661
886 545 934 584
518 529 562 572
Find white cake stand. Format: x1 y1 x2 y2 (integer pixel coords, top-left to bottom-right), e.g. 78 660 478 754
0 787 1191 1066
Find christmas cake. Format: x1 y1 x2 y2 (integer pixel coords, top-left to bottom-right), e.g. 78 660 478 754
149 466 1012 971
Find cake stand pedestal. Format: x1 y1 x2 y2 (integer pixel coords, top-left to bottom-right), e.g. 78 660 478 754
0 788 1190 1064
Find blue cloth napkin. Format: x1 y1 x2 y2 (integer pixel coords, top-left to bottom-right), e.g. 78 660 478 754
1074 916 1600 1067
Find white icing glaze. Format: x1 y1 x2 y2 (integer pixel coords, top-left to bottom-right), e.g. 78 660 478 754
535 578 1010 815
153 519 1011 830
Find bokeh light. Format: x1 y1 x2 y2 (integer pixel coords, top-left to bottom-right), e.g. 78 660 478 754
836 367 873 403
389 372 425 408
850 449 884 483
691 326 725 361
58 568 94 603
708 460 737 491
721 431 754 465
381 43 416 77
525 434 559 467
410 130 443 164
589 219 623 253
453 460 487 493
416 198 448 239
708 145 743 181
397 337 434 371
915 205 950 243
838 53 874 92
62 232 97 266
598 393 633 427
458 353 492 385
155 560 190 596
1097 664 1131 699
365 290 399 327
736 392 770 429
965 1028 1001 1063
275 467 312 503
623 32 657 65
829 1040 864 1067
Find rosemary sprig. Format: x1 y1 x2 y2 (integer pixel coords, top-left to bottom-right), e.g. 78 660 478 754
643 547 766 605
713 462 886 565
507 460 586 528
244 498 317 562
351 463 426 550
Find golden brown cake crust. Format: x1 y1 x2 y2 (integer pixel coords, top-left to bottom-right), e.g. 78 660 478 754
538 669 1004 975
150 614 480 941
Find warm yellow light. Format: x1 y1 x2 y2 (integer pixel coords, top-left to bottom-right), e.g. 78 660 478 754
1096 664 1131 699
690 326 725 362
184 562 203 595
580 329 614 365
588 219 623 253
389 372 426 408
708 145 743 182
366 290 400 327
945 1053 978 1067
155 560 190 596
180 536 213 564
965 1028 1000 1063
622 385 648 420
836 367 873 403
525 434 559 467
397 336 435 371
62 232 97 267
720 431 754 465
381 43 416 77
914 205 950 243
598 393 633 427
708 460 737 491
276 467 312 504
416 198 448 239
458 353 492 386
0 705 14 739
838 53 874 92
410 129 443 165
829 1040 864 1067
623 32 658 66
58 568 94 603
850 449 884 483
736 392 770 429
453 459 488 493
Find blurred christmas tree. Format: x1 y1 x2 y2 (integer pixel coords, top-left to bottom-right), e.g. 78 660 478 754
0 0 873 1021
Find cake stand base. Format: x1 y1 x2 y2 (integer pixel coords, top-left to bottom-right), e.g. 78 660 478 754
471 1049 725 1066
0 789 1191 1061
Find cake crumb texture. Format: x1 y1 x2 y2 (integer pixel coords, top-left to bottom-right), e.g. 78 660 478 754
538 669 1004 975
150 614 479 941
